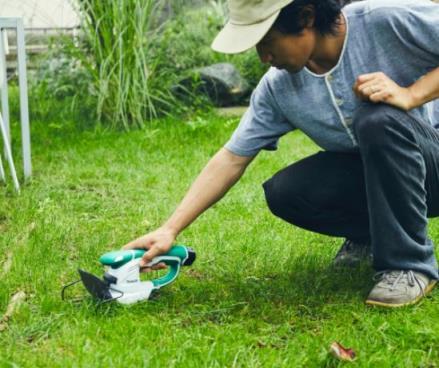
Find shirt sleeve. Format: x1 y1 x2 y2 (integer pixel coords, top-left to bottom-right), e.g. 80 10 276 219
224 74 295 157
385 2 439 65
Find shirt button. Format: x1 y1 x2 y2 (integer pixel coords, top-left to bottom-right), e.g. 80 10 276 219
327 74 334 82
335 98 343 106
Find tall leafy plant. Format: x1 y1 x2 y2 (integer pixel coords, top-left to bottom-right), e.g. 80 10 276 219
75 0 174 130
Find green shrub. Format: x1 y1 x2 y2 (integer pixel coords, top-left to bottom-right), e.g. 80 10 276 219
30 0 266 130
28 42 95 124
71 0 178 130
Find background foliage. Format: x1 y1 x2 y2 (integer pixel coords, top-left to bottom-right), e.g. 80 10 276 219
29 0 266 130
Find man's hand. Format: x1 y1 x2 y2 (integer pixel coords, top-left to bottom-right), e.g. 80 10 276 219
123 227 177 272
353 72 415 111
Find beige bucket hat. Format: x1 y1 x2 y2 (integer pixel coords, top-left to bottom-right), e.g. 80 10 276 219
211 0 295 54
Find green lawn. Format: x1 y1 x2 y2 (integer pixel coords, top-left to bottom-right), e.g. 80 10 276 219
1 113 439 367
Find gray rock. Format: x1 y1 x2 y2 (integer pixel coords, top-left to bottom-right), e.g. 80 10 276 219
175 63 250 107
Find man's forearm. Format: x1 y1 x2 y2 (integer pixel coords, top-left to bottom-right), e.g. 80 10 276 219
162 148 254 236
408 67 439 109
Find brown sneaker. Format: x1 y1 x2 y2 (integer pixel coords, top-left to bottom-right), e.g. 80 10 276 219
366 270 437 308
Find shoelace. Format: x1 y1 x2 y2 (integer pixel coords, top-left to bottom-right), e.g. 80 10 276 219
344 240 355 251
342 240 370 252
373 270 426 295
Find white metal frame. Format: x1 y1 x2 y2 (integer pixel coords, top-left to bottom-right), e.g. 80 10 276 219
0 17 31 192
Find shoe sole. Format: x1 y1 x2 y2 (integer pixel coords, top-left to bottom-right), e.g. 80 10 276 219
365 280 437 308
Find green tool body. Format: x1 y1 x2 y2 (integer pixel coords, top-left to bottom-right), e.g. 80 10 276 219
71 245 196 304
100 245 195 288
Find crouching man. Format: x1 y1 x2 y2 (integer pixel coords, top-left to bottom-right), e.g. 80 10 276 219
125 0 439 307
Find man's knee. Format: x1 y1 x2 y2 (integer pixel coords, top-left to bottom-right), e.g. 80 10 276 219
263 174 288 218
263 170 322 223
353 103 406 146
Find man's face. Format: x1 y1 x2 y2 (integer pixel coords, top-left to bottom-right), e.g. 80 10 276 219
256 28 316 74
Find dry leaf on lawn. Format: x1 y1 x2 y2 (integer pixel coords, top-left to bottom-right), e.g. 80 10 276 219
0 291 26 332
330 341 356 361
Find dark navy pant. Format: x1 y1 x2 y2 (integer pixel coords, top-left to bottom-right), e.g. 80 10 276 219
263 104 439 279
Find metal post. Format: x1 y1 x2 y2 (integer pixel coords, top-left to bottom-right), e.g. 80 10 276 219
0 113 20 192
0 29 10 143
16 18 32 179
0 152 5 182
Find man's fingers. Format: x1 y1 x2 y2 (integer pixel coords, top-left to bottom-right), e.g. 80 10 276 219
140 262 167 273
369 90 391 103
141 262 167 270
152 262 168 270
356 72 385 84
358 81 384 95
123 235 153 250
140 245 168 267
354 72 389 99
353 80 378 97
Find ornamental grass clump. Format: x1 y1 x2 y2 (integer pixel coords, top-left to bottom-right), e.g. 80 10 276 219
75 0 174 130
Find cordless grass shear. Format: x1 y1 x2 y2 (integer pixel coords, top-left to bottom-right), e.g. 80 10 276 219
62 245 196 304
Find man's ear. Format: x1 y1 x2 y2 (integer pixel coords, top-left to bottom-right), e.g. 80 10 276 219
299 5 316 29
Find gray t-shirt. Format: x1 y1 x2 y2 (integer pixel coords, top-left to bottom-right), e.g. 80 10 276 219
225 0 439 157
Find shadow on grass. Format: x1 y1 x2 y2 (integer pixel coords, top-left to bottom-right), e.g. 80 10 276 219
200 255 373 300
113 255 379 325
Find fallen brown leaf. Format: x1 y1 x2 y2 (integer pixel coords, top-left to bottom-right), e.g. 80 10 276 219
1 251 13 276
330 341 356 361
0 291 27 332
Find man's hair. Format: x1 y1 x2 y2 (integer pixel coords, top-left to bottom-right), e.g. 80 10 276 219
272 0 343 36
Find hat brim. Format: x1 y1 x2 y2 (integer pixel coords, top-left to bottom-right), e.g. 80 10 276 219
211 10 280 54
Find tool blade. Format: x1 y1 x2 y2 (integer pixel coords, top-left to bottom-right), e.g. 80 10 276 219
78 269 114 301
